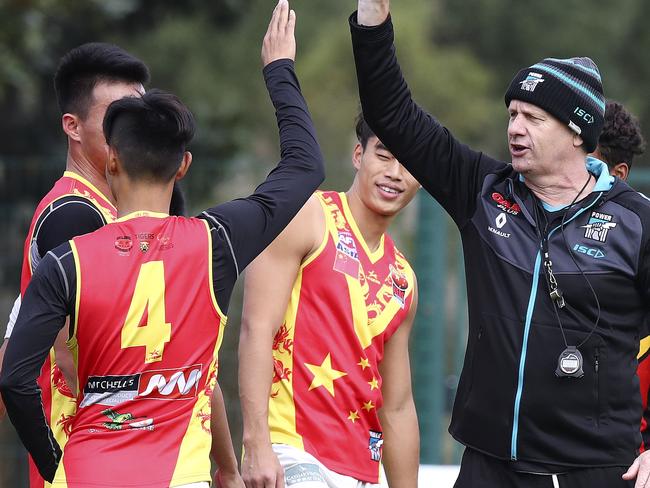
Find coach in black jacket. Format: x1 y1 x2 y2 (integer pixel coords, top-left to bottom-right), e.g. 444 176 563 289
350 2 650 488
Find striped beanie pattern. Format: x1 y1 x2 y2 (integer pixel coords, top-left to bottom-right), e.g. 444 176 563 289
504 57 605 152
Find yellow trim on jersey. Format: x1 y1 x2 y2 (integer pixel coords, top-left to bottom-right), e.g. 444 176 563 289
63 171 114 208
203 220 228 326
268 269 304 450
67 241 81 373
300 194 333 270
169 339 220 486
339 192 384 264
115 210 170 222
52 241 82 487
639 335 650 360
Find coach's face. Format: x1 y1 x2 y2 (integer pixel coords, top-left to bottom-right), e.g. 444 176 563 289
352 136 419 217
78 81 144 171
507 100 581 176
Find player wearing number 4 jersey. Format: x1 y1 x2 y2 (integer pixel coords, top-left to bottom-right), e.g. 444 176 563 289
0 5 324 486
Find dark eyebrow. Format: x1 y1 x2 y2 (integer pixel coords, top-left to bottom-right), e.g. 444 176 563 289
375 141 389 151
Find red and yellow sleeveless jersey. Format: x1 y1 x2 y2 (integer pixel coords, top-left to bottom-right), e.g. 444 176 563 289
20 171 116 488
52 212 225 487
268 191 415 483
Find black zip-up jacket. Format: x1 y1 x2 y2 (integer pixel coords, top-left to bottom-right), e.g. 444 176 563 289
350 13 650 468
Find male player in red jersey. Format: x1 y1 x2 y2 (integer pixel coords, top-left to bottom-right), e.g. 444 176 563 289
0 41 148 488
239 114 420 488
0 2 324 486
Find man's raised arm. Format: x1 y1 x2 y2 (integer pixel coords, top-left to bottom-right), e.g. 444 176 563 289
350 0 504 224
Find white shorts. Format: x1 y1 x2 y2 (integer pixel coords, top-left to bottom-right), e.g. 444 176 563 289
176 483 209 488
273 444 380 488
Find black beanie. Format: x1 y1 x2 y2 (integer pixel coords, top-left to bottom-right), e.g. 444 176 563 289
504 57 605 152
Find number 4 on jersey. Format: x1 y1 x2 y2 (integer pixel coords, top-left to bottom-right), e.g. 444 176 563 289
121 261 171 363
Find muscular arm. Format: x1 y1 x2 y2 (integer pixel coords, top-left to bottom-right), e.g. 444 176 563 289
349 8 505 224
239 196 323 488
379 279 419 488
0 244 75 482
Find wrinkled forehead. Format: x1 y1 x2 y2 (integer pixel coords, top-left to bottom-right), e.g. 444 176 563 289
507 99 551 118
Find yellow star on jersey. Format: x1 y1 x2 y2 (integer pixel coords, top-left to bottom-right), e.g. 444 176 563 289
348 410 360 423
362 401 375 412
305 353 347 397
368 377 379 390
357 357 370 370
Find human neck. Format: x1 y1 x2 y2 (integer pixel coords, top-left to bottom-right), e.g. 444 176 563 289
524 160 595 208
66 152 114 204
114 181 172 218
345 188 392 251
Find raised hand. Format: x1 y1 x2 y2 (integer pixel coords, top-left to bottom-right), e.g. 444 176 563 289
262 0 296 67
357 0 390 26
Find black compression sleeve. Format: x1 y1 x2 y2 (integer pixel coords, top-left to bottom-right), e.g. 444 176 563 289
349 13 506 225
0 243 75 482
200 59 324 311
36 197 107 257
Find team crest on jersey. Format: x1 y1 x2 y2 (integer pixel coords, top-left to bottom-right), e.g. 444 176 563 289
389 264 408 308
80 365 202 408
582 211 616 243
333 230 360 278
115 235 133 255
368 430 383 462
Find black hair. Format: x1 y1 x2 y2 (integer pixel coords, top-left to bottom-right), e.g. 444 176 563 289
103 89 195 183
355 111 376 149
54 42 150 118
597 100 646 169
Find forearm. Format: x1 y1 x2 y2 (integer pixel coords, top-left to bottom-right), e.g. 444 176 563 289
357 0 389 26
380 401 420 488
239 327 275 449
349 13 502 223
0 250 72 480
210 383 239 474
201 60 324 272
349 13 450 197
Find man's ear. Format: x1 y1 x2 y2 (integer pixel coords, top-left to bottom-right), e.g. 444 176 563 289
611 162 629 181
352 143 363 171
572 132 584 149
106 146 119 176
62 113 82 142
175 151 192 181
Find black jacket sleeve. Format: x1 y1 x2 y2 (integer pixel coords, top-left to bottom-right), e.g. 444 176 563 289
200 59 325 310
349 13 506 225
0 243 75 482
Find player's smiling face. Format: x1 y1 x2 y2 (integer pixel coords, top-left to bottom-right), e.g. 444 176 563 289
353 136 419 217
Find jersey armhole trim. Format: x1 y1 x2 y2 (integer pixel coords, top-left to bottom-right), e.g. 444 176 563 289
201 211 239 277
300 194 330 270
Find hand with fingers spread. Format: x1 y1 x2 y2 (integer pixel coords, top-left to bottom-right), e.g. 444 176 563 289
262 0 296 67
357 0 390 26
623 451 650 487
